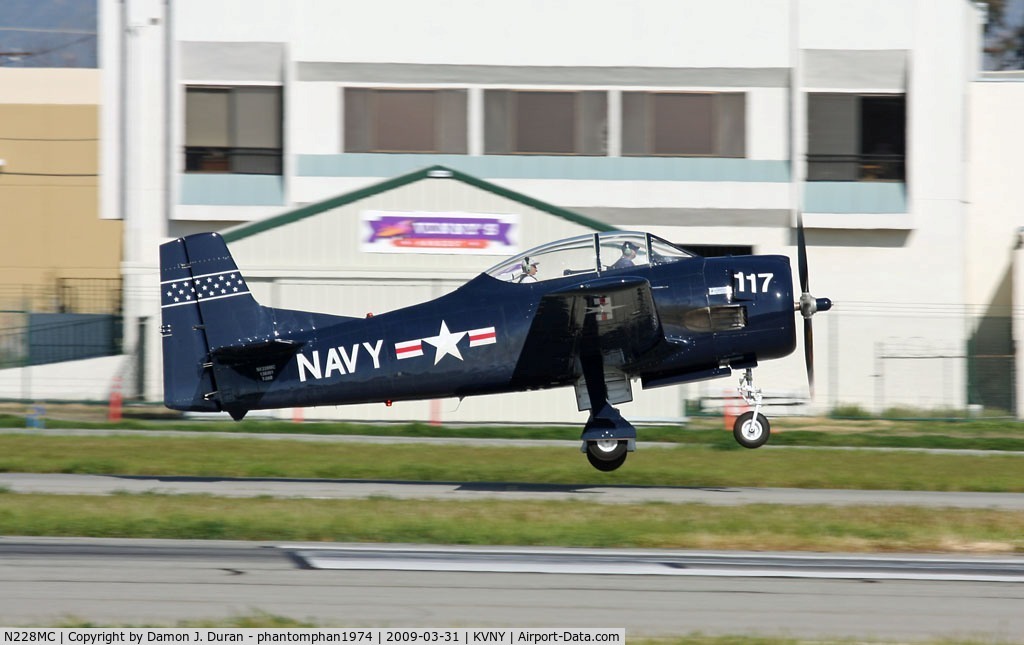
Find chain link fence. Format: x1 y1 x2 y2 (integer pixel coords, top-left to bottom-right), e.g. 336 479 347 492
0 279 123 370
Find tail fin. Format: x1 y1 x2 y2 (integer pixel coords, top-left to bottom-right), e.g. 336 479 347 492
159 232 271 415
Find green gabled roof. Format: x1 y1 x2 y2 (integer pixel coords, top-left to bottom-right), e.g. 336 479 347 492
221 164 616 243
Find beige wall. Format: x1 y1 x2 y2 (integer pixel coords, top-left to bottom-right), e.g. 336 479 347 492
966 80 1024 309
0 69 121 312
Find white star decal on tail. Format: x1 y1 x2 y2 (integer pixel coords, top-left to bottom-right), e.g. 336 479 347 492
422 320 467 365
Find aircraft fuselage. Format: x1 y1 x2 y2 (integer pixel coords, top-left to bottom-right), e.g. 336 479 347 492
205 254 795 416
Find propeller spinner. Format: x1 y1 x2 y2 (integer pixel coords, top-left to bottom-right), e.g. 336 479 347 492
795 212 833 395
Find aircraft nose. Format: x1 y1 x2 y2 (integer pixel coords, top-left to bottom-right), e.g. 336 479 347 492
816 297 833 313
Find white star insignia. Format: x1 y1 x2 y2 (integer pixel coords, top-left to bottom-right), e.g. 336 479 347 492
422 320 467 365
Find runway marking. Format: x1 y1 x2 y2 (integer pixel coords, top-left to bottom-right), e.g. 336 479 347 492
286 545 1024 582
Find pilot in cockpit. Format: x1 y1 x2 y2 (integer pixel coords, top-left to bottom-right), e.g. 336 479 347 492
610 241 638 269
517 258 539 283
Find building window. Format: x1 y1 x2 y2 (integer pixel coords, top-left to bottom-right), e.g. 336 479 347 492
807 93 906 181
344 88 467 154
184 86 283 175
621 92 745 157
484 90 607 156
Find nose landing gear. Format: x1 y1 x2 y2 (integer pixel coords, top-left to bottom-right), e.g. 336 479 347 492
733 368 770 449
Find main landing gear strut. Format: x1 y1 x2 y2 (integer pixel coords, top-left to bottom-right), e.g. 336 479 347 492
733 368 770 448
578 345 635 472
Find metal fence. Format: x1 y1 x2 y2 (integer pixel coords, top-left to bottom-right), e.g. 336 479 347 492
0 278 122 315
0 314 123 369
688 310 1019 420
0 278 124 369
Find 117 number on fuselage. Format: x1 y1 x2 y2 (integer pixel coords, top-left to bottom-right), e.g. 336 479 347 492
733 272 774 294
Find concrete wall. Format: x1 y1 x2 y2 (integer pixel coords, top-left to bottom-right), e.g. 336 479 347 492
969 78 1024 416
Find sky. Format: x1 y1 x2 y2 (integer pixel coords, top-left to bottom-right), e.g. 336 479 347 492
0 0 97 68
986 0 1024 69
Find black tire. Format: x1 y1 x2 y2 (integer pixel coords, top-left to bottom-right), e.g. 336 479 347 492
586 440 629 472
733 411 770 449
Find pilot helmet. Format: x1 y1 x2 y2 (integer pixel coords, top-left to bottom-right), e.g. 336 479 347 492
622 241 638 254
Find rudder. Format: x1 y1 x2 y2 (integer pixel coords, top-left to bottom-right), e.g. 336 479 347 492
159 232 270 413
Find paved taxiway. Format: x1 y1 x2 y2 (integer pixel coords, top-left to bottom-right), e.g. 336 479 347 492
1 538 1023 640
4 471 1024 509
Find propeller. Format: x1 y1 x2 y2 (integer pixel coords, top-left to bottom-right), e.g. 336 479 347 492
795 211 832 396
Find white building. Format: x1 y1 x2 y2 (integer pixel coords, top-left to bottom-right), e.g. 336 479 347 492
92 0 1024 421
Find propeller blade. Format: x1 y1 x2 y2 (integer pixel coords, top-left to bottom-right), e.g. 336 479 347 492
804 317 815 397
796 210 809 295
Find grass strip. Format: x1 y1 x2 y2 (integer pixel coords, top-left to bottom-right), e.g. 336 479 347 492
1 492 1022 552
1 435 1023 492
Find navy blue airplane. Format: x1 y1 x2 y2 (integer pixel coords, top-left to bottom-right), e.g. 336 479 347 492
160 224 831 471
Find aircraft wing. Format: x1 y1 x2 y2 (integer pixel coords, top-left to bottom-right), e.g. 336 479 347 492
510 276 666 384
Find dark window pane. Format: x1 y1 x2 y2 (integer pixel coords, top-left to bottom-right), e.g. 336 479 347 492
437 90 468 154
344 88 372 152
234 87 281 148
344 89 467 154
185 88 229 147
484 90 511 154
577 91 608 155
621 92 649 155
653 93 713 155
622 91 742 157
515 92 575 154
715 93 746 157
807 93 859 180
375 90 436 152
860 95 905 180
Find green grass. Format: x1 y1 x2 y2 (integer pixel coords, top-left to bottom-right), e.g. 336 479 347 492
1 492 1021 552
1 435 1024 491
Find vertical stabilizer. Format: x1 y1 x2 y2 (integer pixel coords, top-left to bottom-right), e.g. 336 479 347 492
159 236 219 411
160 232 272 413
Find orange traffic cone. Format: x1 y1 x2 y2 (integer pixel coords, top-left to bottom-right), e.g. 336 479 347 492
108 377 123 422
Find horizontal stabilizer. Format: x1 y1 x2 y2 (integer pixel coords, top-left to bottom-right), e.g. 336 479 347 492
210 338 304 365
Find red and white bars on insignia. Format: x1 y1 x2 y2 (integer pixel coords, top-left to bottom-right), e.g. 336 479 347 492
468 326 497 347
394 339 424 360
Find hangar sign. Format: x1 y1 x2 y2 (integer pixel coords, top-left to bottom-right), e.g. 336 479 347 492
361 211 518 255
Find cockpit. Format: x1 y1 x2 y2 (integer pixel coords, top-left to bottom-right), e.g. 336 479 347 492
486 231 695 284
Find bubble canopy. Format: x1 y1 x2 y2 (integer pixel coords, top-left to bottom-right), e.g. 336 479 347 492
486 231 695 283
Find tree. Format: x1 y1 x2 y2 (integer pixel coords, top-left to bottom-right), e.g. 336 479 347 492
983 0 1024 70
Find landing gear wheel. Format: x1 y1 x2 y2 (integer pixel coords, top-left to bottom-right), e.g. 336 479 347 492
586 439 628 472
733 411 770 449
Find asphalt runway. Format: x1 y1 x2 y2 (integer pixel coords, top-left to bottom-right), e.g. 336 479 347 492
1 538 1023 640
